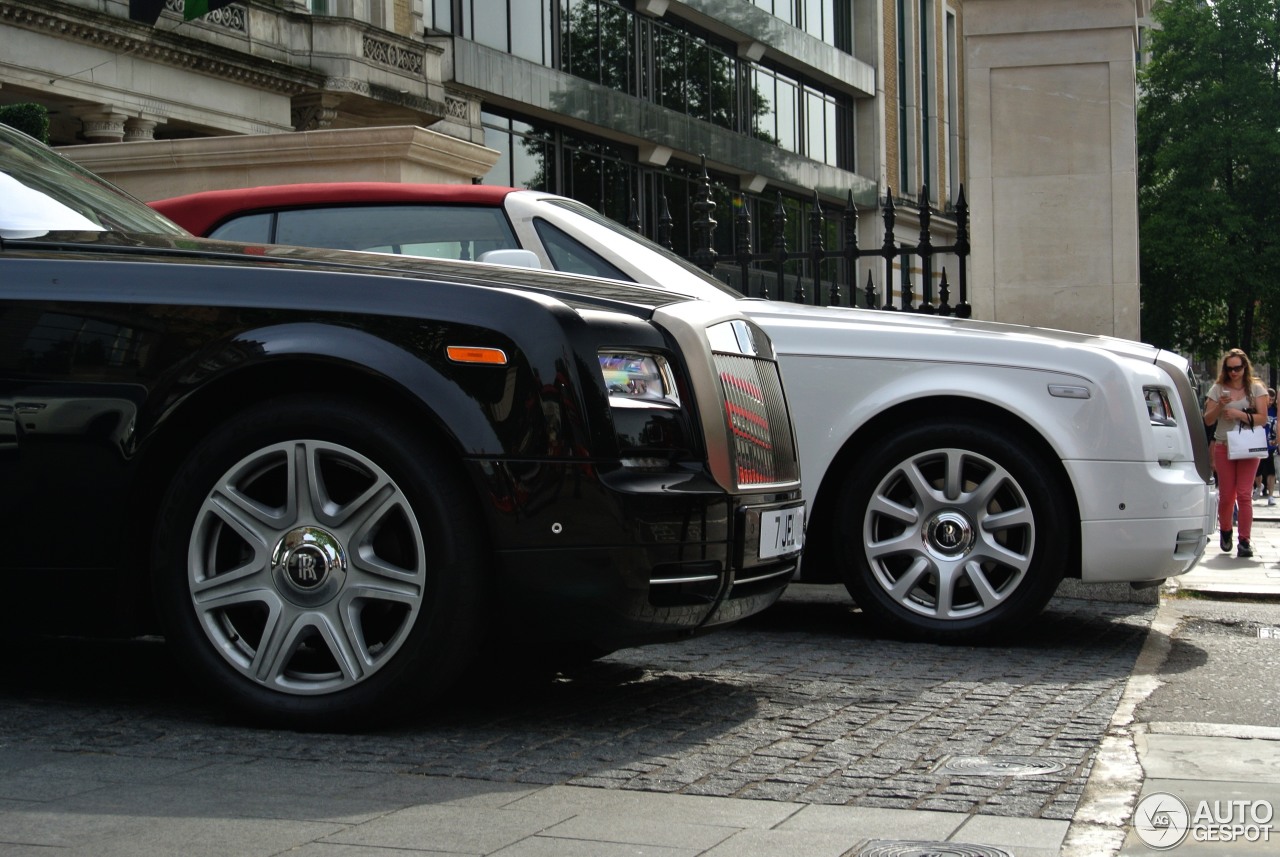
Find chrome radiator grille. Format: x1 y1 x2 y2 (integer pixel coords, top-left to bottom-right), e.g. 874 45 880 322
714 353 800 488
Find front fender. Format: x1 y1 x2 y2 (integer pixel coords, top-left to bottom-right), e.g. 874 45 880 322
141 321 506 456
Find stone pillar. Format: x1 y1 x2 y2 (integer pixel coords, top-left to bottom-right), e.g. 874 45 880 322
74 107 130 144
123 116 160 143
964 0 1150 339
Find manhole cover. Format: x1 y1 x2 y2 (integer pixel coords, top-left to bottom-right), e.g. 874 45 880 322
856 842 1013 857
935 755 1066 777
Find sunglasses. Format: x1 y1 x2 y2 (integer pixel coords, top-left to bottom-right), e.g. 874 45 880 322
1226 364 1245 372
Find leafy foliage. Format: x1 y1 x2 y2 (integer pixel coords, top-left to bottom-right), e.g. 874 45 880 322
0 103 50 144
1138 0 1280 366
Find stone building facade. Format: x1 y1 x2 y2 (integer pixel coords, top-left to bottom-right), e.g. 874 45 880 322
0 0 1149 338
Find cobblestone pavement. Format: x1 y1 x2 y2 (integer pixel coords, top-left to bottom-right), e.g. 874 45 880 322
0 586 1154 825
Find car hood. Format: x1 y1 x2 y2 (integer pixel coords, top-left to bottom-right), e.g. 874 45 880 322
6 229 696 317
737 298 1172 366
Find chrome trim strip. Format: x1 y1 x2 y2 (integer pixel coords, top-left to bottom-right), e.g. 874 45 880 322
650 574 721 585
734 565 797 586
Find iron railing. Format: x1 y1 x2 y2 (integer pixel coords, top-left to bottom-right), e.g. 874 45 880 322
638 161 971 317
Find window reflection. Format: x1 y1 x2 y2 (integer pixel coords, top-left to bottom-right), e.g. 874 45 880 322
452 0 850 168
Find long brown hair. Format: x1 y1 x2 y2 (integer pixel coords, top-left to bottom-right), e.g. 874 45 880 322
1216 348 1258 393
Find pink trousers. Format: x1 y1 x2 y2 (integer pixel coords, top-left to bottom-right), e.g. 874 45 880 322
1214 442 1262 539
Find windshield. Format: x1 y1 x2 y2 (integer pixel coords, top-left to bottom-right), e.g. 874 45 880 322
542 198 743 301
0 123 188 238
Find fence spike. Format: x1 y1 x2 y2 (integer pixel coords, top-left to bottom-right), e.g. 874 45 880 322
658 194 674 250
732 195 754 297
954 183 971 318
837 191 858 308
916 185 935 313
882 191 897 310
772 192 788 301
800 189 824 305
691 155 718 271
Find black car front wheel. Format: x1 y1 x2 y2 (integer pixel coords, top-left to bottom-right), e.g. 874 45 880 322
837 421 1069 642
153 396 485 729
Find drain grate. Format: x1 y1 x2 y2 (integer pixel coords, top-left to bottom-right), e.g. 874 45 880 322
856 841 1014 857
935 754 1066 777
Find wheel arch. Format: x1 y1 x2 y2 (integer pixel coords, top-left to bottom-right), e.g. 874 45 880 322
120 354 483 631
800 395 1083 583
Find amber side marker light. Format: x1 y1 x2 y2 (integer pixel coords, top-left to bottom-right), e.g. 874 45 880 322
446 346 508 365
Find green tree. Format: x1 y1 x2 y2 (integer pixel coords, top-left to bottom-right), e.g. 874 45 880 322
1138 0 1280 365
0 103 50 143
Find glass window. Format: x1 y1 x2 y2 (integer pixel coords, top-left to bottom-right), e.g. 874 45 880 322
655 26 687 113
775 74 798 153
514 137 552 190
753 0 797 27
805 90 826 163
562 0 600 83
511 0 551 63
754 0 850 52
706 44 738 130
471 0 509 51
562 0 636 89
599 1 636 92
428 0 451 31
533 218 631 280
750 68 777 144
482 112 555 190
483 124 513 187
749 66 801 154
208 212 273 243
261 205 519 261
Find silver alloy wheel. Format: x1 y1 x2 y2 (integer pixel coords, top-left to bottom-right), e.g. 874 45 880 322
187 439 426 696
862 446 1034 621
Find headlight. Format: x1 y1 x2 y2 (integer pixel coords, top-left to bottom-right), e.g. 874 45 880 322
1145 386 1177 427
598 351 692 468
598 352 680 408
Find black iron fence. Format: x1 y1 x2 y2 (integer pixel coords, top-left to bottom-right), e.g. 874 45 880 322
637 162 971 317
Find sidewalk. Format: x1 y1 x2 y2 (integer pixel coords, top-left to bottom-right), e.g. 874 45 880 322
1162 499 1280 599
1066 501 1280 856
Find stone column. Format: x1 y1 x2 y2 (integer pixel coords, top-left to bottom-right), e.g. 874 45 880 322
964 0 1150 339
74 107 130 143
123 116 160 142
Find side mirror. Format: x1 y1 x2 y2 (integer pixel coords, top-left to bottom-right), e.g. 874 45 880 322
477 249 543 269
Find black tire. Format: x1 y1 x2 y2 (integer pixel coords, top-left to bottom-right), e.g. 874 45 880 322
836 421 1069 642
152 395 485 730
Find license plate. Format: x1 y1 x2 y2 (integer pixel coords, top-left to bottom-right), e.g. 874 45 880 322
758 504 804 559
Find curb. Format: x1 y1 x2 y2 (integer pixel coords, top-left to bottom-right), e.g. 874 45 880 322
1061 599 1181 856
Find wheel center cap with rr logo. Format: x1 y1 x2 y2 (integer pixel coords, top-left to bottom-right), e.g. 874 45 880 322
923 511 976 558
272 526 347 603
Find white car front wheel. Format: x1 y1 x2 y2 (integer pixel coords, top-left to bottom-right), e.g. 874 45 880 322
839 422 1069 641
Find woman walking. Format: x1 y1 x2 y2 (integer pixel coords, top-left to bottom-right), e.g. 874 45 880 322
1204 348 1269 557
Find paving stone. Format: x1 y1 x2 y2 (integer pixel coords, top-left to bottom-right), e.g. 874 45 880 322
0 591 1154 827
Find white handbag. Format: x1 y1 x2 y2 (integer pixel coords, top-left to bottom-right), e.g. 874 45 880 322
1227 422 1269 460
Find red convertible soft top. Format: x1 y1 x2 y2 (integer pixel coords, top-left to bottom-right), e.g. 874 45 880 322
150 182 519 236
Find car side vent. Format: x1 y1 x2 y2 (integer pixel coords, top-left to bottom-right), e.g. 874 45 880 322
714 353 799 488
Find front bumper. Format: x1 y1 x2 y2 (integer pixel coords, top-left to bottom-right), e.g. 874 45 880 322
467 460 801 646
1066 459 1214 582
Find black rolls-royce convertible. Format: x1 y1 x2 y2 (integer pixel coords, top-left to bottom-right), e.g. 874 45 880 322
0 123 804 729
